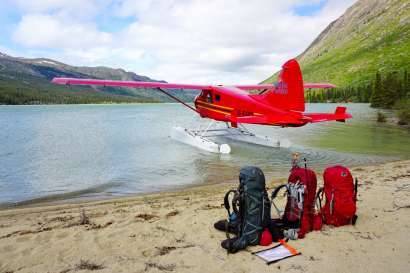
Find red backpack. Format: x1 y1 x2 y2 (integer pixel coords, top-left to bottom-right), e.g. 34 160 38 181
272 166 317 239
318 166 358 227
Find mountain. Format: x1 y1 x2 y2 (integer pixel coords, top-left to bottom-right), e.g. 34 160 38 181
263 0 410 87
0 53 198 104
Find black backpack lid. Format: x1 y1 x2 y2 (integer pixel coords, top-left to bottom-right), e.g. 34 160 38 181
239 166 266 190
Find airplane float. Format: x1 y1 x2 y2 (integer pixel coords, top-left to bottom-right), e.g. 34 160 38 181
52 59 352 154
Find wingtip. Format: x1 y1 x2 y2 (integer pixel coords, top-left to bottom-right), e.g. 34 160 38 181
303 83 337 89
51 77 67 85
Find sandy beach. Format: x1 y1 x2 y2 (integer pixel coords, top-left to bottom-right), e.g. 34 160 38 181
0 160 409 273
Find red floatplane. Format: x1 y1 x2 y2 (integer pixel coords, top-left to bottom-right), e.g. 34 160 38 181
52 59 352 153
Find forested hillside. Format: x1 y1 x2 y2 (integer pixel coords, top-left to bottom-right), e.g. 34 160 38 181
0 53 198 105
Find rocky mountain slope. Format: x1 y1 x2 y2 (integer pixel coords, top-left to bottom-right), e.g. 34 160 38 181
264 0 410 87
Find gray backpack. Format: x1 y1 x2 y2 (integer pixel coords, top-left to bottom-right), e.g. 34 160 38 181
220 166 271 253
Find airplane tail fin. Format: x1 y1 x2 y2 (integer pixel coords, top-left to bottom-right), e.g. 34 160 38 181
261 59 305 112
278 59 305 112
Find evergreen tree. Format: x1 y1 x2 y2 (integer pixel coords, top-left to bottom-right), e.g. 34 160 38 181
383 72 395 108
370 72 384 107
404 70 410 98
364 84 372 102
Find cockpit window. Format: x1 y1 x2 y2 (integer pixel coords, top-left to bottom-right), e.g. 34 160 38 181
215 94 221 102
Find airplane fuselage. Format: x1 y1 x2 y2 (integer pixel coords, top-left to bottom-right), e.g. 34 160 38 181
194 86 306 127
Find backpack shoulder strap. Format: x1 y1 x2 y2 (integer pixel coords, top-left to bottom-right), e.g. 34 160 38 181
315 187 324 211
354 178 358 202
271 184 288 200
353 178 359 225
224 189 238 216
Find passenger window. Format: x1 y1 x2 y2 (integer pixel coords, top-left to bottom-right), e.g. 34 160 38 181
206 92 213 103
215 94 221 102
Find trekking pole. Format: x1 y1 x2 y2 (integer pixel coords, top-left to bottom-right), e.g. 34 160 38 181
303 158 309 189
294 158 308 233
303 158 312 227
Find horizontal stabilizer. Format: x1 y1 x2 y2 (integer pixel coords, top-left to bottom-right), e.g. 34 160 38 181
303 106 352 123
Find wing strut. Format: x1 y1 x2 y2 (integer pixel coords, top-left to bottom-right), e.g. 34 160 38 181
157 88 198 113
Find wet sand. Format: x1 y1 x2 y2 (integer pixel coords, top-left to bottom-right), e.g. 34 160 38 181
0 160 409 273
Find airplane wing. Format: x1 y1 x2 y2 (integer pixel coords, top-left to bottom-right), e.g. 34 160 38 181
233 84 276 90
303 107 352 123
52 78 277 90
303 83 336 89
51 78 211 90
51 77 208 112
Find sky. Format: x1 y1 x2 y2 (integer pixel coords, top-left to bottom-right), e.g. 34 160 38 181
0 0 357 84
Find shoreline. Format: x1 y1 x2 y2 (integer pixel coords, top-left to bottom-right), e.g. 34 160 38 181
0 177 239 214
1 160 409 273
0 157 403 211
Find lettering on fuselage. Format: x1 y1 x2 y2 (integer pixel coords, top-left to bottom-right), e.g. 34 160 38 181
273 82 288 94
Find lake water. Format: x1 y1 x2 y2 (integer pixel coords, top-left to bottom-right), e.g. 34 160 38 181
1 103 409 206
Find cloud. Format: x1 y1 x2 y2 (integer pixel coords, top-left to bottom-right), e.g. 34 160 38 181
13 14 112 49
12 0 109 19
9 0 357 83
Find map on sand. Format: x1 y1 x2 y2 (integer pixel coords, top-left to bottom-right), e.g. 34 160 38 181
253 240 301 264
